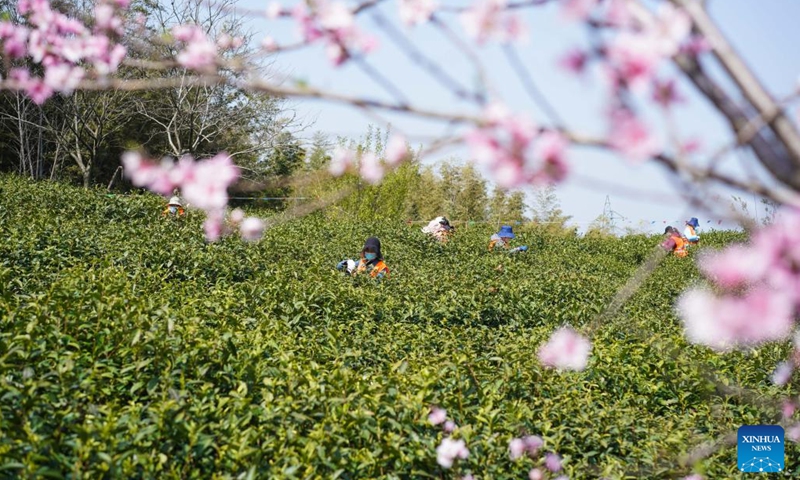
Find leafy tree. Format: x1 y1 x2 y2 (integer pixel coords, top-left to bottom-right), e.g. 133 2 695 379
585 212 615 237
531 184 572 233
306 132 332 171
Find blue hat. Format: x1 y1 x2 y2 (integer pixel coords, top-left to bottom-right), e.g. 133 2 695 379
498 225 515 238
687 217 699 228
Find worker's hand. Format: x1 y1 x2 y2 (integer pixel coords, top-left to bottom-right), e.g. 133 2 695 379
518 245 528 252
336 260 347 271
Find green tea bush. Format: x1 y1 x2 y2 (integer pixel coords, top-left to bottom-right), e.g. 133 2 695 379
0 175 792 479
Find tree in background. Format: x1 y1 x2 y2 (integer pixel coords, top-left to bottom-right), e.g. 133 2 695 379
489 186 528 225
585 212 616 237
0 0 303 191
531 184 573 234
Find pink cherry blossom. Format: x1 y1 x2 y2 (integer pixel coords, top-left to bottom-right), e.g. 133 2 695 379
604 0 633 27
544 452 562 472
435 437 469 468
680 208 800 351
2 0 129 103
772 361 793 386
329 147 354 176
558 48 588 76
261 36 278 51
782 400 796 419
528 469 543 480
607 110 660 162
94 4 122 34
94 42 127 75
428 407 447 425
266 2 282 20
509 438 525 460
538 327 591 371
326 43 348 66
534 131 569 182
560 0 598 22
172 25 205 42
122 150 241 242
788 424 800 443
606 33 661 91
292 3 323 42
318 2 354 31
399 0 438 26
203 213 224 242
652 79 684 109
122 151 163 192
461 0 525 44
385 134 410 166
43 64 84 94
180 153 239 212
680 35 711 56
648 3 691 57
289 1 375 66
461 0 505 44
1 25 29 58
23 78 53 105
230 208 245 223
240 217 265 242
699 244 771 289
509 434 545 460
216 33 237 50
501 14 528 44
679 138 702 156
359 152 384 185
443 420 457 433
173 26 218 71
678 287 795 351
466 104 569 188
523 435 544 453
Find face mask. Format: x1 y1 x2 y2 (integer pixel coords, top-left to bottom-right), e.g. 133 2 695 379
365 252 377 261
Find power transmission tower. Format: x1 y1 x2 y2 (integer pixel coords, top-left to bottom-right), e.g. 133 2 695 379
603 196 627 235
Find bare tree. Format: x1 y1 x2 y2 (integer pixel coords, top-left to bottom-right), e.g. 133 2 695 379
132 0 298 163
45 89 134 188
0 92 45 178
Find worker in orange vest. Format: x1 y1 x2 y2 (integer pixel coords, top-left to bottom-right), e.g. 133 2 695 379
162 189 185 217
336 237 390 279
661 226 688 257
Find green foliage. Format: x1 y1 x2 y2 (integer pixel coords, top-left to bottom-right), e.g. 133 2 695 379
530 185 573 235
0 175 792 479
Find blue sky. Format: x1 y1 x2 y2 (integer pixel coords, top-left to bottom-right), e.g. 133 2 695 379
240 0 799 232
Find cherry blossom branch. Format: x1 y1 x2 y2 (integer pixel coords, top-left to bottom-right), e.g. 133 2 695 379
672 54 798 187
706 90 800 170
429 14 492 101
502 45 567 128
653 153 800 208
368 10 482 103
437 0 553 14
0 76 479 123
352 55 411 105
673 0 800 171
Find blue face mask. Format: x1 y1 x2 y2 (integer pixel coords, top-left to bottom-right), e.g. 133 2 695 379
365 252 377 261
